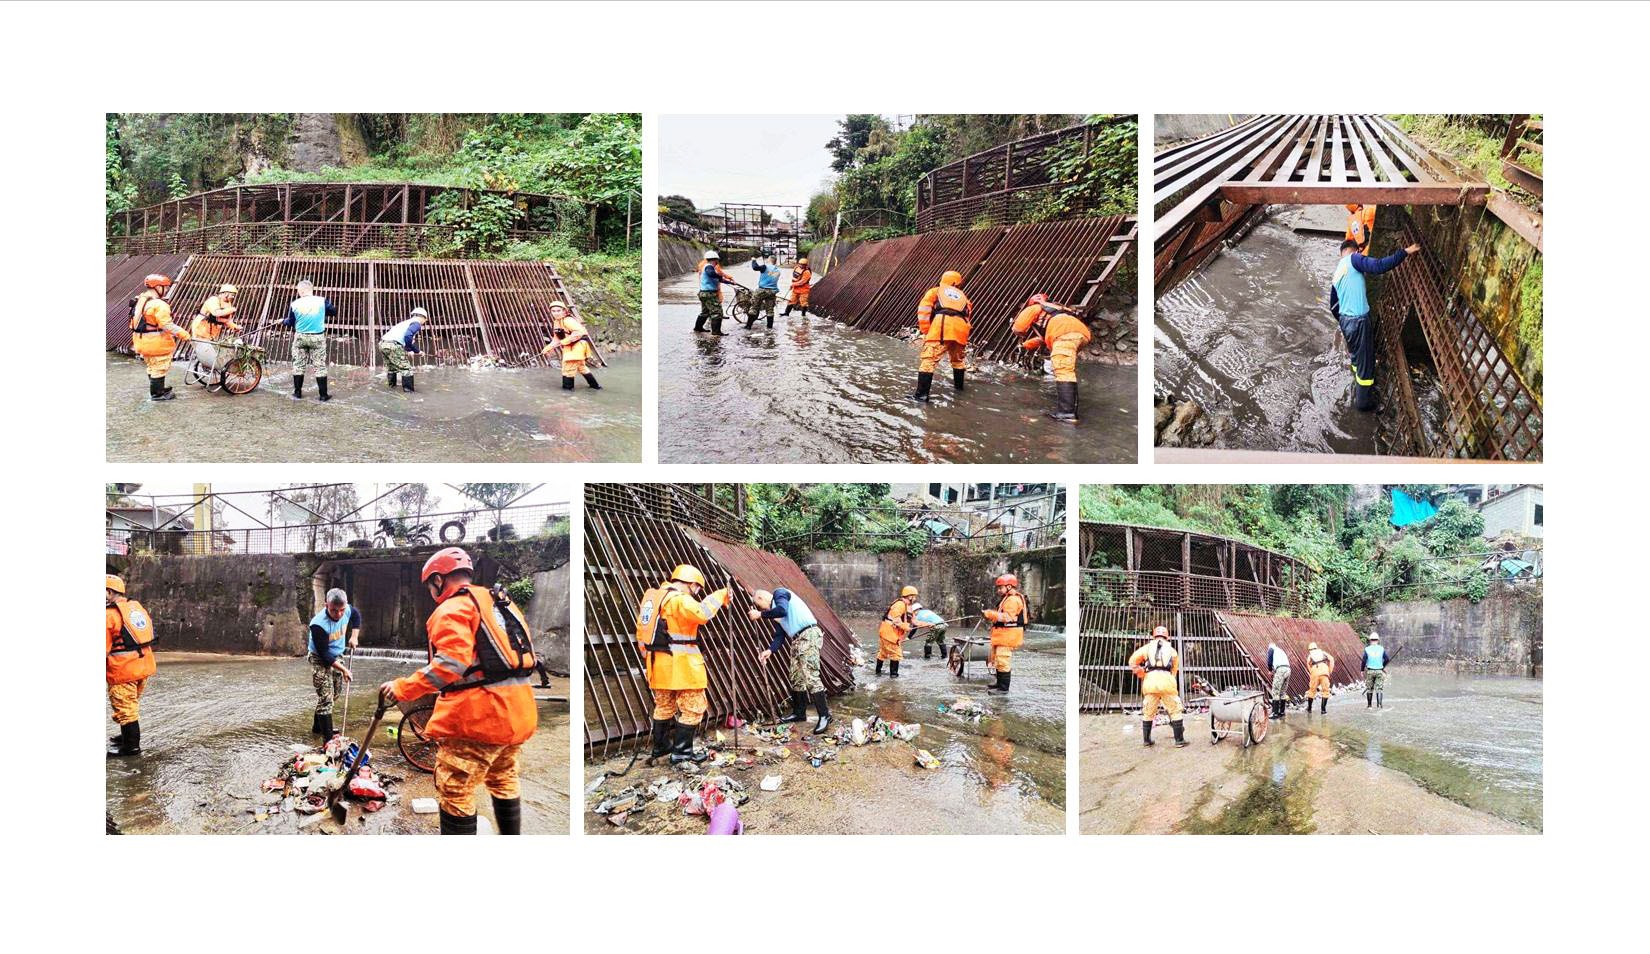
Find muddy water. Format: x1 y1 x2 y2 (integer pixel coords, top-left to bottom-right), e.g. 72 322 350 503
657 270 1136 463
1155 213 1379 454
106 351 642 463
105 654 569 835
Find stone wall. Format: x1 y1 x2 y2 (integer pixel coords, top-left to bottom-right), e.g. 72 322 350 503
119 553 310 656
1370 583 1543 675
802 546 1066 627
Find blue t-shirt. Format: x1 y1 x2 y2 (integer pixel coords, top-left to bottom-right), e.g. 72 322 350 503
308 605 362 664
761 588 819 652
287 295 335 334
752 262 780 291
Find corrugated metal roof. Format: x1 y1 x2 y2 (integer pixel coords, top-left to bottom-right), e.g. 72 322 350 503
1216 611 1366 697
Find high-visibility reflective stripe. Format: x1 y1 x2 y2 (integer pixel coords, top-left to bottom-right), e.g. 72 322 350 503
1351 363 1375 386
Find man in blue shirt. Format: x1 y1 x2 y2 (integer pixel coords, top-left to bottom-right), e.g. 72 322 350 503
751 588 831 734
283 279 338 401
1361 631 1390 708
748 258 781 328
1327 238 1421 411
378 306 425 393
307 587 362 741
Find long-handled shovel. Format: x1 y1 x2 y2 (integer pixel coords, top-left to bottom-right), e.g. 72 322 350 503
328 694 389 825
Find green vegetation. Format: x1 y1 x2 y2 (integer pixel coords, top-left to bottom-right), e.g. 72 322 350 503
503 577 536 606
1393 114 1543 199
746 484 927 560
1518 256 1544 386
1079 485 1506 618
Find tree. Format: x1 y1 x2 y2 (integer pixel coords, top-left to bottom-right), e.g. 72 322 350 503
826 115 883 173
453 483 535 541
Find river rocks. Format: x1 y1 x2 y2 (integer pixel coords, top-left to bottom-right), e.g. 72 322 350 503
1154 394 1224 447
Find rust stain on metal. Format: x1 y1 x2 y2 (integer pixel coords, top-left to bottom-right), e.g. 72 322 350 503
851 228 1004 334
810 234 921 324
1215 612 1365 699
106 253 190 352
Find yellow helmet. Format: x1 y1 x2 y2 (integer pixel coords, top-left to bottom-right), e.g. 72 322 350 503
940 270 963 288
798 257 809 265
670 564 707 587
900 585 919 598
219 283 239 296
106 574 126 595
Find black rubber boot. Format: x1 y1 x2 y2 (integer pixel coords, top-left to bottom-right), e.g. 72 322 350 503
1376 692 1384 709
1000 672 1011 694
777 692 807 724
1319 697 1328 714
148 377 175 401
782 304 794 317
875 660 884 676
952 368 967 391
935 639 945 660
439 810 478 835
1366 691 1374 708
669 722 709 764
402 374 415 392
1047 381 1078 422
710 317 726 336
583 373 603 390
387 371 398 388
645 718 672 765
292 374 304 399
912 372 933 402
801 307 809 317
810 691 832 734
318 713 334 742
924 643 933 659
693 315 706 333
310 712 323 735
108 721 141 757
491 796 522 835
1141 721 1154 747
1171 720 1188 747
765 315 774 329
890 660 901 679
561 376 575 390
316 376 331 402
987 671 1006 692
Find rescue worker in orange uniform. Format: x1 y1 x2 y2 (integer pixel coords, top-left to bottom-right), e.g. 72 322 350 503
1013 293 1092 422
378 548 539 835
876 585 918 678
1129 626 1187 747
192 284 242 341
1304 641 1336 713
130 273 191 402
981 573 1027 693
636 564 731 766
541 301 602 391
913 271 972 402
106 574 157 757
781 257 812 317
1345 204 1377 255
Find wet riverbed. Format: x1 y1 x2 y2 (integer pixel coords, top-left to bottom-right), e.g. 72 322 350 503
658 270 1136 463
587 615 1066 835
105 654 569 835
106 351 642 463
1080 669 1542 834
1155 211 1380 455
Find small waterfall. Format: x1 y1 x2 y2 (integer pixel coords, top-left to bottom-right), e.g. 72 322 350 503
348 647 426 663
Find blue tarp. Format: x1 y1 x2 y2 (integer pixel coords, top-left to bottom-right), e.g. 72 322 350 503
1390 489 1439 528
914 608 945 627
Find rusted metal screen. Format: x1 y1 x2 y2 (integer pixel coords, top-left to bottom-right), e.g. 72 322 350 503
160 255 575 369
1077 603 1265 712
852 228 1005 334
1079 521 1310 614
106 253 190 351
1215 612 1364 699
805 241 879 315
810 234 921 324
916 120 1128 232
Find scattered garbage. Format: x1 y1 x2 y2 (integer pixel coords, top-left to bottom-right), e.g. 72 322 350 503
411 798 439 814
760 775 783 792
940 698 988 723
849 718 869 746
250 733 400 831
914 749 942 770
708 800 743 835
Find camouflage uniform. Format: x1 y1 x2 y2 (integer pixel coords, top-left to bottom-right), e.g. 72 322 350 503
788 624 825 694
697 291 722 327
308 652 344 716
434 738 522 816
750 289 777 325
292 332 328 376
922 623 948 653
378 339 412 374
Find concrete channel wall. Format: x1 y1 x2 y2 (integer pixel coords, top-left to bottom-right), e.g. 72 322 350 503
658 233 754 280
1372 584 1543 675
802 546 1066 627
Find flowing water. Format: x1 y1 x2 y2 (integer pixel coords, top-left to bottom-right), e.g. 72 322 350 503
105 654 569 835
1154 213 1381 454
657 270 1136 463
106 351 643 463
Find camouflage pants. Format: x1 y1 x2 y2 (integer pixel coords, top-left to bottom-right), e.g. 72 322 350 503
434 738 522 816
652 688 708 726
922 625 948 648
697 291 722 326
1271 665 1291 700
292 332 328 376
309 653 344 716
788 625 825 694
109 679 146 726
1366 670 1388 693
751 289 777 322
378 340 412 374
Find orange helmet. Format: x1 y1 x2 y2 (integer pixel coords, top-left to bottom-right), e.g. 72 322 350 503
940 270 963 288
1345 204 1361 214
670 564 707 587
994 573 1019 588
1026 293 1047 306
420 547 473 583
106 574 126 595
144 274 172 289
900 585 919 598
1152 625 1169 639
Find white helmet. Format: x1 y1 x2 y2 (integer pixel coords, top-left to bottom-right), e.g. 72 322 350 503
704 250 720 260
1367 631 1380 641
410 307 429 319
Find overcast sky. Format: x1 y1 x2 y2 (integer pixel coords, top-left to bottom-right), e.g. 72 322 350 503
108 482 568 531
659 114 853 209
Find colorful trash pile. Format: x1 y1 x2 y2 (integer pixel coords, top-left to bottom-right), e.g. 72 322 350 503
250 736 400 829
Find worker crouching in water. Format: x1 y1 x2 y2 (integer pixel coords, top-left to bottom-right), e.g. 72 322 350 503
877 585 918 677
284 279 337 401
748 257 781 328
913 271 973 402
1130 626 1188 747
780 257 811 317
635 564 731 766
1013 294 1091 422
752 588 831 734
378 306 425 392
106 575 157 757
542 301 601 390
130 273 191 402
981 574 1027 692
1362 631 1388 708
306 588 360 743
1304 641 1336 713
1327 238 1420 411
695 251 739 335
379 548 539 835
912 603 948 660
1265 640 1291 720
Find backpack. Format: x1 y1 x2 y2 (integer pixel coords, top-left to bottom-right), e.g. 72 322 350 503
635 586 674 654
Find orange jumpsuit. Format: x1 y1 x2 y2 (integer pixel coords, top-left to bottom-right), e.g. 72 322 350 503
1129 639 1183 721
877 597 914 661
788 266 812 308
390 583 538 816
1013 304 1092 383
131 292 190 379
542 315 594 377
1345 204 1376 254
983 589 1027 673
1306 647 1336 700
107 598 157 726
192 295 241 341
641 583 729 726
917 285 972 372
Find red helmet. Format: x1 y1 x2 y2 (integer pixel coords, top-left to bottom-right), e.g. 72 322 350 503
420 547 472 583
994 573 1019 588
1026 293 1047 306
144 274 172 289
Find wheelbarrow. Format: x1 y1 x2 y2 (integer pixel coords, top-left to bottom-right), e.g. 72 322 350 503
1206 686 1269 747
394 696 438 773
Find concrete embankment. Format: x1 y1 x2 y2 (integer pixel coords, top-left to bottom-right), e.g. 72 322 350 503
658 233 753 280
802 546 1066 628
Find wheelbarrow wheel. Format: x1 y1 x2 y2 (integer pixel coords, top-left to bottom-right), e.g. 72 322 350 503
398 700 439 773
1211 719 1221 744
185 360 211 388
1247 701 1268 746
222 355 262 395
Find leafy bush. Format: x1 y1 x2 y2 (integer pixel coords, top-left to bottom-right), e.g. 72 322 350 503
503 577 536 606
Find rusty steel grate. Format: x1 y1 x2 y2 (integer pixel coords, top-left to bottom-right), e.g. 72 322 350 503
806 242 880 316
106 253 191 352
1217 612 1367 700
809 234 921 324
852 228 1005 335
